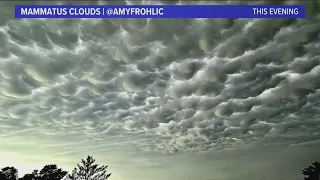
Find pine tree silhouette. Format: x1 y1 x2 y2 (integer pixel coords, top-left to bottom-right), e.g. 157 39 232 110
67 156 111 180
303 162 320 180
0 156 110 180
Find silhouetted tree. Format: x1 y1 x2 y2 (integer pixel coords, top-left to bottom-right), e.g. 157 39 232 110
18 165 67 180
0 157 109 180
67 156 111 180
38 164 68 180
19 170 38 180
0 171 7 180
0 166 18 180
303 162 320 180
18 173 36 180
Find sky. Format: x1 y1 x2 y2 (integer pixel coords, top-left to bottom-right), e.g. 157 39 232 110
0 0 320 180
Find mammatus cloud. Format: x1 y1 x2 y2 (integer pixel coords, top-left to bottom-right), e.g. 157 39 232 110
0 3 320 179
0 0 320 155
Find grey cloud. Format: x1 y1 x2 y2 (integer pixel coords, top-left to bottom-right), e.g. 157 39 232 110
0 1 319 160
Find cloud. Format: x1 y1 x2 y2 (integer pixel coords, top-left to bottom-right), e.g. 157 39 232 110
0 3 320 154
0 1 320 179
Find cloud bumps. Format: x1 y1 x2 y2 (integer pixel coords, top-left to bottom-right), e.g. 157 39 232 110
0 0 320 167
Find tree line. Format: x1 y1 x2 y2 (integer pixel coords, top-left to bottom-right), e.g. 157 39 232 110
0 156 111 180
0 157 319 180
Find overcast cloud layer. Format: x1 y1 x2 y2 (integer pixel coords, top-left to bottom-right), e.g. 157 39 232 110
0 0 320 180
